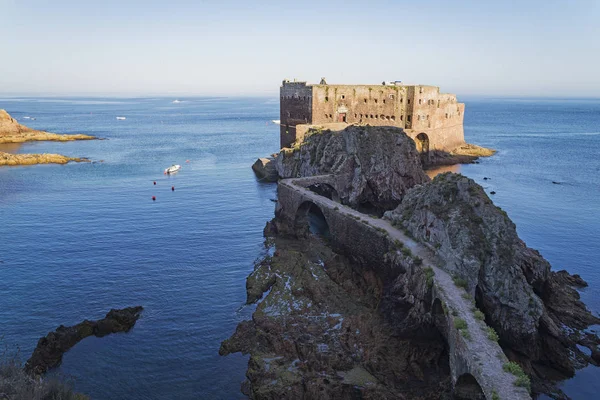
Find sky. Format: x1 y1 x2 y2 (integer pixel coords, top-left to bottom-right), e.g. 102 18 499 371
0 0 599 97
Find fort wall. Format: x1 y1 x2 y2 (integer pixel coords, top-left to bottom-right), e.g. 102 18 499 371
279 79 466 152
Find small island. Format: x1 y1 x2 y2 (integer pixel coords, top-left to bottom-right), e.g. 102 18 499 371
0 109 95 166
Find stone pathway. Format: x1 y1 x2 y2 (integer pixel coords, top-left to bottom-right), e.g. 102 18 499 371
282 177 531 400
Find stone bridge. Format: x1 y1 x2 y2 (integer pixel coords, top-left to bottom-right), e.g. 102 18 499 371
276 176 531 400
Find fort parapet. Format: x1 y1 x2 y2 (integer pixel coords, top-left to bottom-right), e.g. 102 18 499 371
280 79 465 153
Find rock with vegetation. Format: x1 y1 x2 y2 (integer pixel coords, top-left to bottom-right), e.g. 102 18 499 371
25 307 143 376
274 125 429 211
384 172 600 394
1 352 88 400
0 109 95 144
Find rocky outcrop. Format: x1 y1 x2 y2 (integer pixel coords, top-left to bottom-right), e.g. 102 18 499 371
274 125 429 211
221 226 451 399
25 307 143 376
425 144 496 168
383 172 600 394
252 157 278 182
0 109 95 144
0 152 89 166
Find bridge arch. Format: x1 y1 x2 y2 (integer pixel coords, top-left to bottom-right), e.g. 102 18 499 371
453 373 485 400
294 200 330 239
416 132 430 153
306 183 340 203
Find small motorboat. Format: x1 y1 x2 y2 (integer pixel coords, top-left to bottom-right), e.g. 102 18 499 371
164 164 181 174
116 116 126 120
172 100 182 104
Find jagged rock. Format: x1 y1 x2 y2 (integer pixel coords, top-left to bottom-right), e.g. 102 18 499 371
251 157 278 182
25 306 143 376
274 125 429 211
384 172 600 389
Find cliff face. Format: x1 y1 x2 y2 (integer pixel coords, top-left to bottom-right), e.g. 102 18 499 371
0 109 25 135
274 125 429 211
384 172 600 391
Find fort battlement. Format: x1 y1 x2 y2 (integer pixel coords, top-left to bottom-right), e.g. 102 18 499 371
280 79 465 153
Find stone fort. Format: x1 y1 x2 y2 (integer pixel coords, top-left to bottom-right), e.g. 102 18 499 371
280 78 465 153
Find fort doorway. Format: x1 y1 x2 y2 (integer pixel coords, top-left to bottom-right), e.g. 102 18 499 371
416 132 430 153
338 113 347 123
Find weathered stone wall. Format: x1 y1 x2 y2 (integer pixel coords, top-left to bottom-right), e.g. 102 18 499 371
280 81 313 148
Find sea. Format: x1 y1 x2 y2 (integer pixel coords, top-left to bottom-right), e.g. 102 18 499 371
0 97 598 399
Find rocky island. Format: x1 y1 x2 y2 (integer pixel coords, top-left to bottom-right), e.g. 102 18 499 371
0 109 95 166
225 125 599 399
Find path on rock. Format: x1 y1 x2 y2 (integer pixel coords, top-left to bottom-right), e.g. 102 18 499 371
282 177 531 400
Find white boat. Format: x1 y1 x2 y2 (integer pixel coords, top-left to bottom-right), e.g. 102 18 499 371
172 100 182 104
116 116 126 120
272 119 281 125
164 164 181 174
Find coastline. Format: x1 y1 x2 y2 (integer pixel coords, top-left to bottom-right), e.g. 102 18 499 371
0 109 96 166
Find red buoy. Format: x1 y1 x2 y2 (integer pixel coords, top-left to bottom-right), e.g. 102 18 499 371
152 196 156 201
171 186 175 191
153 181 156 185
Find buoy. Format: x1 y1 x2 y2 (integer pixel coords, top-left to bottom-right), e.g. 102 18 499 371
490 191 496 195
171 186 175 191
186 160 190 163
153 181 156 185
152 196 156 201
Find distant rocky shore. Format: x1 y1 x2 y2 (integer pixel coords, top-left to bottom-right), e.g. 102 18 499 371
230 125 599 399
0 109 95 166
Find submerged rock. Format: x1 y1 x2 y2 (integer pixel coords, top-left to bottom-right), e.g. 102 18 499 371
384 172 600 393
274 125 429 211
25 306 143 376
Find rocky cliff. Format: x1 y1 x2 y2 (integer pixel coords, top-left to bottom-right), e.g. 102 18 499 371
384 172 600 395
274 125 429 211
0 152 89 166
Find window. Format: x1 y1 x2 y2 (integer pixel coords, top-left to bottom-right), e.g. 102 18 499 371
407 115 412 122
445 113 449 119
325 96 329 102
408 99 411 104
400 115 403 121
354 113 357 118
370 114 374 118
391 116 396 121
400 98 403 103
324 114 328 119
383 99 386 104
374 99 378 104
341 95 345 99
364 98 367 103
419 87 423 93
329 114 332 118
389 94 395 99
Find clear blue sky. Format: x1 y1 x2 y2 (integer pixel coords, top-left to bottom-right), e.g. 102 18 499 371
1 0 598 97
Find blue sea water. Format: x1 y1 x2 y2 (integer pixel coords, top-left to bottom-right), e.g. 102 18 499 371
0 97 599 399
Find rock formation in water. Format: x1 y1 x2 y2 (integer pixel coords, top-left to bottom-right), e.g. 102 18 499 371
384 172 600 395
0 109 95 144
252 157 278 181
220 226 451 399
233 125 599 398
274 125 429 210
0 152 89 166
0 109 96 166
25 306 143 376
